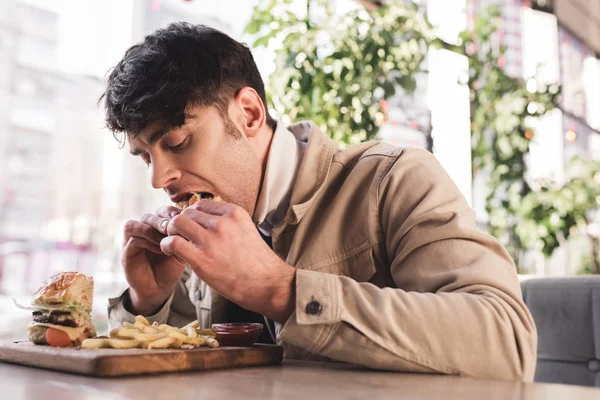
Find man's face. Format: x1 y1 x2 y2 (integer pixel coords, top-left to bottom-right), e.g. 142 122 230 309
128 105 263 215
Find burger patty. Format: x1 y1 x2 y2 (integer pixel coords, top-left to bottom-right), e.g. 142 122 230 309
32 310 77 327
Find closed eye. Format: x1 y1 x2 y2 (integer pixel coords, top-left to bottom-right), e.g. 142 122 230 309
168 135 191 153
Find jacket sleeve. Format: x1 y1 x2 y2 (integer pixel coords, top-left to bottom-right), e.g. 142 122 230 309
280 148 537 381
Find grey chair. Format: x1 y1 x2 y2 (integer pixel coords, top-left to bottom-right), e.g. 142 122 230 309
521 276 600 387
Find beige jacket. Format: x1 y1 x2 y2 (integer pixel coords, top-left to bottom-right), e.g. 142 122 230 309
109 123 537 381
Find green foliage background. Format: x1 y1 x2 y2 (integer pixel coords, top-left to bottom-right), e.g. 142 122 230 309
246 0 600 271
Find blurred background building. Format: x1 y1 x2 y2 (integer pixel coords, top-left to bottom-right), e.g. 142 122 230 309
0 0 598 339
0 0 239 338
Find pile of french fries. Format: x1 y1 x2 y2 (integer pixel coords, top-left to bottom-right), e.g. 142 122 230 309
81 315 219 350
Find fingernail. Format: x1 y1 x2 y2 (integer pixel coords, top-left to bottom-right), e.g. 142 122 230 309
160 219 168 230
170 210 180 217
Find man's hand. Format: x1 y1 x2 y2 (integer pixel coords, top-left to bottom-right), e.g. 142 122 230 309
122 205 186 316
161 199 296 324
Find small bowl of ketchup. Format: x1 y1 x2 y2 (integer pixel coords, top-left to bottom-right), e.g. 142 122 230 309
211 323 263 347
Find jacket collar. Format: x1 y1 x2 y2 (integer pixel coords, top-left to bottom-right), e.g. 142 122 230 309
283 121 336 226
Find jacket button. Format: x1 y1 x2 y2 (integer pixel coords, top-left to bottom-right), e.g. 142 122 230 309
588 359 600 372
305 300 322 315
194 290 202 301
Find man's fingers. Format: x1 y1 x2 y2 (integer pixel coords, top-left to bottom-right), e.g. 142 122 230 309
166 214 207 245
155 205 181 218
160 236 200 262
123 220 165 246
181 208 219 230
122 207 179 248
190 198 230 216
124 236 163 256
140 213 170 235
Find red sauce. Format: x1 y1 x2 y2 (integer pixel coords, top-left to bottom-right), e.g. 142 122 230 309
211 323 263 347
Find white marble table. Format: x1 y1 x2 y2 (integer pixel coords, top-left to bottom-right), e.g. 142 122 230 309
1 359 599 400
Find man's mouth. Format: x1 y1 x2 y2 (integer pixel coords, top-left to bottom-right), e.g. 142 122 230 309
171 192 214 203
173 192 217 209
189 192 215 200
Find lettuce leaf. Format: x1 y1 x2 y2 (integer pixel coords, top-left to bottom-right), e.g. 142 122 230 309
13 298 88 312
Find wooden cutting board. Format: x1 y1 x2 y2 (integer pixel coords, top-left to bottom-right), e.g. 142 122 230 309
0 341 283 377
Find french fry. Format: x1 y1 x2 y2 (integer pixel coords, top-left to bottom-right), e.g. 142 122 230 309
167 329 209 346
132 332 168 342
133 321 146 331
108 339 143 349
167 330 190 341
158 324 186 335
110 328 140 339
196 328 216 338
135 315 150 326
81 338 142 349
185 337 207 346
141 325 162 335
206 338 220 348
123 322 136 329
81 338 111 349
146 336 177 349
181 320 200 330
186 327 198 338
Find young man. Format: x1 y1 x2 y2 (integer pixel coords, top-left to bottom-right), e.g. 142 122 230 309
104 23 536 381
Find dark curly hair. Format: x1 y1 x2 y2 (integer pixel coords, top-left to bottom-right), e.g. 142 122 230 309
100 22 275 141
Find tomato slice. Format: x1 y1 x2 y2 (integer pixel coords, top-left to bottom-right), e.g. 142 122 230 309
45 328 72 347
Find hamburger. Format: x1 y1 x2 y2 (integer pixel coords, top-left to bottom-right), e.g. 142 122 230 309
25 272 96 347
175 192 223 210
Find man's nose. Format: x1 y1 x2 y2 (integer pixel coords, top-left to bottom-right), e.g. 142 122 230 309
150 155 180 189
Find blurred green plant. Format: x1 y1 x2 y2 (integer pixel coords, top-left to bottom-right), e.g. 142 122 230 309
247 1 600 270
512 159 600 258
245 0 434 145
445 7 600 266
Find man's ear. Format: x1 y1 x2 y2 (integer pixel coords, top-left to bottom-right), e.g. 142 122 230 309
232 87 266 138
